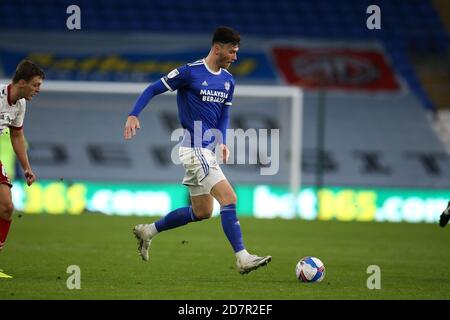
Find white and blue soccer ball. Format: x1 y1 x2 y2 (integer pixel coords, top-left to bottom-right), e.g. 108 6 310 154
295 256 325 283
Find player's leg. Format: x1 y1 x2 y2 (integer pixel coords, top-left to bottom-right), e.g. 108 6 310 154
133 146 215 261
439 201 450 227
133 200 206 261
0 184 14 251
133 188 215 261
190 193 214 219
209 179 242 251
210 179 271 274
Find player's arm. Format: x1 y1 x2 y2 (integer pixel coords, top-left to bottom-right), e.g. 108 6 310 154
124 80 168 139
9 127 35 186
218 105 231 163
218 81 234 162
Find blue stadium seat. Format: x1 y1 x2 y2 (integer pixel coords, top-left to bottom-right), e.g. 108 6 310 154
0 0 446 111
0 0 445 49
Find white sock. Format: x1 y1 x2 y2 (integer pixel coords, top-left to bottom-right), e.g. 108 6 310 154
444 204 450 215
148 223 159 237
235 249 249 261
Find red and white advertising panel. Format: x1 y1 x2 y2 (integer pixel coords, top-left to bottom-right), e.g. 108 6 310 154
272 47 400 92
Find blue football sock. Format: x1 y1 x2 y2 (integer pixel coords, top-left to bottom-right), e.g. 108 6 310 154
154 206 199 232
220 204 245 253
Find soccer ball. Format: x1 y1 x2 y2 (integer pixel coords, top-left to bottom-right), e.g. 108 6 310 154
295 256 325 283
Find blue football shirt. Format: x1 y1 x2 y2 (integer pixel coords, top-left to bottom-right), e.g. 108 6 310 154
161 59 234 149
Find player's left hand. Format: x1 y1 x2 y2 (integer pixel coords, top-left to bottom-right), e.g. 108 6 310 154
24 169 36 186
220 144 230 163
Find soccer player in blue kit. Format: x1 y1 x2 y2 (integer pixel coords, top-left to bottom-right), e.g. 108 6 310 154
124 27 271 274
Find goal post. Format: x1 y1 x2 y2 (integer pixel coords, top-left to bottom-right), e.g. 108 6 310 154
1 79 303 206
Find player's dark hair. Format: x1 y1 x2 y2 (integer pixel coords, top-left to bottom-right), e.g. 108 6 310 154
12 60 45 84
212 26 240 46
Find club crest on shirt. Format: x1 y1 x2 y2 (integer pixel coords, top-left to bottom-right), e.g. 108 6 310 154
167 69 180 79
224 81 230 91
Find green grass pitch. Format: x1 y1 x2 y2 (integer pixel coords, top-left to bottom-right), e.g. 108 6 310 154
1 214 449 299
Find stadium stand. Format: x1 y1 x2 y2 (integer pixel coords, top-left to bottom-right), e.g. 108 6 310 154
0 0 447 111
0 0 449 189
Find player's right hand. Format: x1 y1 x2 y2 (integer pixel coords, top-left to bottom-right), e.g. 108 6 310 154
24 169 36 186
124 116 140 139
